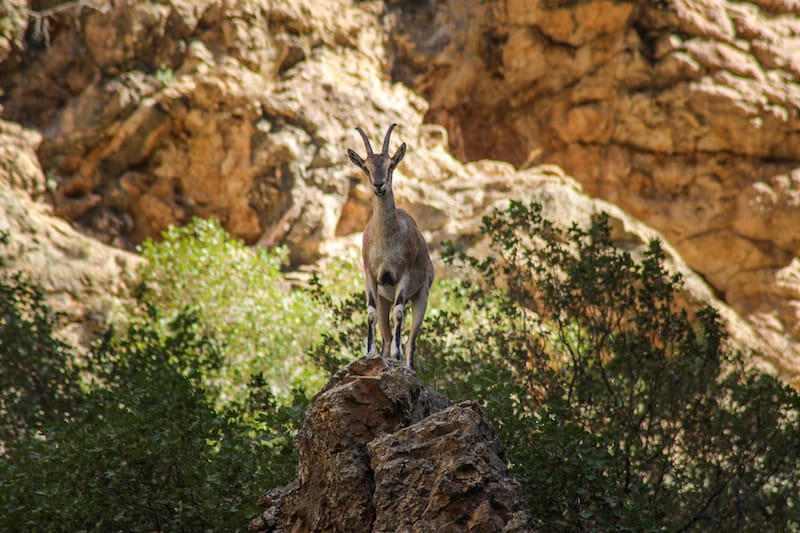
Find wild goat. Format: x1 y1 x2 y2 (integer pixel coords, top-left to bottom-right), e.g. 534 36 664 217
347 123 434 370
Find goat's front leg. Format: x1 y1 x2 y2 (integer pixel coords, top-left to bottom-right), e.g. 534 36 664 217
377 296 392 359
390 273 410 361
405 288 429 370
365 271 379 357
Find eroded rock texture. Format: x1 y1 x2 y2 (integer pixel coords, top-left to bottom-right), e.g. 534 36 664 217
387 0 800 379
0 119 140 346
368 403 535 533
1 0 396 263
1 1 798 377
249 357 532 532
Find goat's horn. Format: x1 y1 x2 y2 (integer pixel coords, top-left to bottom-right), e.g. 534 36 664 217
355 127 373 155
382 123 397 154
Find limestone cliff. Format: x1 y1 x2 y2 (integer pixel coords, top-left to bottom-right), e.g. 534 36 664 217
0 1 798 376
386 0 800 379
0 119 139 345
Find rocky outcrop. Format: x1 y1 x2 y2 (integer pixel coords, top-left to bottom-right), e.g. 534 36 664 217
0 119 140 346
386 0 800 382
0 0 27 75
248 356 533 532
0 0 398 264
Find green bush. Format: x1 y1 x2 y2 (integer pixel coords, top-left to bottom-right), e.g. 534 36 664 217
0 223 352 530
0 301 305 531
309 201 800 530
0 270 81 449
0 221 310 529
441 201 800 530
4 203 799 531
135 217 327 402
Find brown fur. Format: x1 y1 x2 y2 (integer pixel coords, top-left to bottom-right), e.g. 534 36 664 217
348 124 434 369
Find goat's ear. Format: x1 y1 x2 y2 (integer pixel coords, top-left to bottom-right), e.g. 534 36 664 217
347 149 365 170
392 142 406 167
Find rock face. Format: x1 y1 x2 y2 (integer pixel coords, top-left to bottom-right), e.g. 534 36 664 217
0 119 140 346
1 2 799 525
386 0 800 381
0 0 406 264
249 357 533 532
1 1 799 375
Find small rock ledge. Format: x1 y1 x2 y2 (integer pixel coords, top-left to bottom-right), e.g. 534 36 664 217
249 357 533 532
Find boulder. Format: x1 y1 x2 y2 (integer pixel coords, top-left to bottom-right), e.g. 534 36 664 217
249 356 533 532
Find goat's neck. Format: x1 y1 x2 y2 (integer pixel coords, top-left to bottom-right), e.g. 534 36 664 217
372 188 400 238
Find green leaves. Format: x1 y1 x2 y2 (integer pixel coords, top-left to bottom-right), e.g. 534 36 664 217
0 270 81 447
437 200 800 530
0 304 301 531
135 217 328 402
3 206 798 531
0 223 319 531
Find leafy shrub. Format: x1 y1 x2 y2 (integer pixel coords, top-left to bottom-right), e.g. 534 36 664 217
0 269 81 450
0 223 369 530
135 217 327 401
310 201 800 530
306 274 365 374
0 302 305 531
4 202 798 531
442 201 800 530
0 223 311 530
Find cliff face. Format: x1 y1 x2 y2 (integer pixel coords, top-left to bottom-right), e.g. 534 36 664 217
249 357 533 533
1 0 800 529
1 0 381 262
387 0 800 376
0 2 798 369
0 119 139 345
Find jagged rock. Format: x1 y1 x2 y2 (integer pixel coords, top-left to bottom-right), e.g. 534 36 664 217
0 0 27 74
249 356 533 532
369 402 532 533
387 0 800 382
0 120 140 346
0 120 45 195
0 0 387 264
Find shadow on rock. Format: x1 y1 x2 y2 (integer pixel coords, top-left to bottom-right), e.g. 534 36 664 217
249 356 533 532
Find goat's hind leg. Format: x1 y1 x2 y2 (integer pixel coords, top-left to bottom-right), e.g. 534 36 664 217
366 292 378 357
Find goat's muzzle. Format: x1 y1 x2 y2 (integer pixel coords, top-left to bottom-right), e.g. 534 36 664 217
373 184 387 197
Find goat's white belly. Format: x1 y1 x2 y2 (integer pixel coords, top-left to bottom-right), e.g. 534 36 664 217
377 283 395 300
